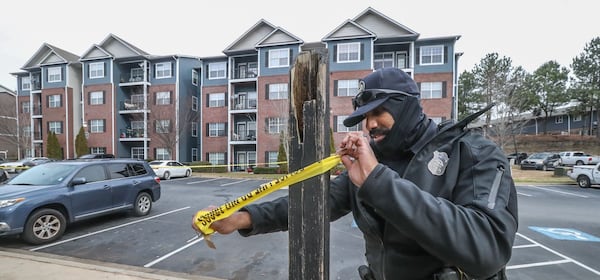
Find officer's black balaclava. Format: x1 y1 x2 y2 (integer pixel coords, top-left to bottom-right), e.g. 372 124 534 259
372 96 426 156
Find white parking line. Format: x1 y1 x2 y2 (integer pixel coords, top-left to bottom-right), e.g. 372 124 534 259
529 186 589 198
186 178 221 184
29 207 190 252
144 235 205 267
517 192 532 197
507 233 600 275
220 179 251 186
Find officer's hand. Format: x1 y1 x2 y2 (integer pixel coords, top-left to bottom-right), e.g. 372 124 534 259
338 132 378 187
192 206 252 235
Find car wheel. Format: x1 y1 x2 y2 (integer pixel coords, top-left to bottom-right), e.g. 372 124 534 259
577 175 590 188
163 171 170 180
575 160 584 166
133 192 152 216
185 169 191 177
22 208 66 245
542 165 548 171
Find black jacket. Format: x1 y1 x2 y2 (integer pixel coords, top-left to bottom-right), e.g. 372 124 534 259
241 110 518 280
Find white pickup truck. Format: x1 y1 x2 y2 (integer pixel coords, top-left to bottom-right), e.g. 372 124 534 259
558 151 600 166
567 162 600 188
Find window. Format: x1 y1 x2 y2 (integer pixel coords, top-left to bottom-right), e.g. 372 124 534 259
248 92 257 108
191 122 198 137
48 94 61 108
90 147 106 154
107 163 130 179
89 62 105 79
374 52 394 69
129 162 148 175
208 152 225 165
337 42 360 63
155 62 172 78
90 119 105 133
75 165 107 183
208 123 225 137
268 48 290 68
268 83 288 100
430 117 443 124
208 62 226 79
156 120 170 133
208 93 225 107
191 148 198 162
267 151 279 167
21 101 30 113
23 125 31 135
192 96 198 111
131 68 144 81
192 69 198 85
156 148 171 160
555 116 564 124
420 45 444 65
48 67 62 82
89 91 104 105
156 91 171 105
573 115 582 122
337 80 359 97
131 120 144 131
397 52 408 69
22 77 31 90
48 121 63 134
420 82 443 99
131 147 147 160
267 117 286 134
336 116 361 132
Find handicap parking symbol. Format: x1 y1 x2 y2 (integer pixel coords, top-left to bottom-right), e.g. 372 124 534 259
529 226 600 242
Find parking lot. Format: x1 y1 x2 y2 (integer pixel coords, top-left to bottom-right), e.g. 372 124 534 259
1 175 600 279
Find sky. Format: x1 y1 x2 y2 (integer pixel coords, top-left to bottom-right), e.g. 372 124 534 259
1 0 598 91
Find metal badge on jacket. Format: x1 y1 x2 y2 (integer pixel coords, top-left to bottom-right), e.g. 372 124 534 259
427 151 449 176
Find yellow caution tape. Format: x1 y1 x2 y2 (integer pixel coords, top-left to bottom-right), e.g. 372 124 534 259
193 154 342 248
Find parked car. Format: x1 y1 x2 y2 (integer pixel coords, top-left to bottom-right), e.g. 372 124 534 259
507 152 528 165
557 151 600 166
149 160 192 180
0 157 48 173
567 162 600 188
520 152 561 171
78 153 115 159
23 157 56 168
0 159 161 245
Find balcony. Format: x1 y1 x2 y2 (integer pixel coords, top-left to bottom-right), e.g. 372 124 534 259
119 128 149 141
232 68 257 80
119 100 149 114
231 130 256 142
31 104 42 117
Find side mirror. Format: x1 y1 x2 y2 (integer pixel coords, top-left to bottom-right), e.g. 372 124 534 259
71 177 87 186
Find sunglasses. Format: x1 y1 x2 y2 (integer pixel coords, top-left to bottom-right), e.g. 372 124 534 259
352 89 415 109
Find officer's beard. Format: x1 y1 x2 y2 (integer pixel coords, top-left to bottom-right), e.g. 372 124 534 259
371 97 426 158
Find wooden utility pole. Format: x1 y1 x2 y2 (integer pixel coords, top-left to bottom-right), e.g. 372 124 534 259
288 49 330 280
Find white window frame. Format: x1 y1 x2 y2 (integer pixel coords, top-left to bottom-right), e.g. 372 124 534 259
49 121 63 134
156 120 170 133
208 93 225 107
156 91 171 105
337 42 360 63
48 67 62 83
337 116 361 132
268 83 288 100
374 52 394 69
131 147 147 160
90 119 105 133
191 122 198 137
337 80 359 97
267 117 286 134
420 82 443 99
90 91 104 105
420 45 444 65
573 114 582 122
49 94 61 108
192 96 198 111
208 152 225 165
22 101 30 113
268 48 290 68
155 62 172 79
208 123 225 137
192 69 198 85
267 151 279 167
208 62 226 79
555 116 564 124
191 148 198 162
22 76 31 90
89 62 105 79
156 148 171 160
90 147 106 154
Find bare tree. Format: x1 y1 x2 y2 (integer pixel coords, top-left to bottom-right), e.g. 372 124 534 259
149 97 199 160
0 100 30 159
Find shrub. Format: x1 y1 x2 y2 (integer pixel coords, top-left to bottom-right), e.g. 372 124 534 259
189 161 227 173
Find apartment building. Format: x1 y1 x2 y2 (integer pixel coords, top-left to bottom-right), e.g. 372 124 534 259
12 34 201 161
199 7 461 170
0 85 17 160
10 7 460 167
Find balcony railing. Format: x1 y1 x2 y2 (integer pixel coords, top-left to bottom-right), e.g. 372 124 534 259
31 104 42 115
231 100 257 110
120 73 147 83
119 128 145 138
120 100 145 111
233 69 258 80
231 131 256 141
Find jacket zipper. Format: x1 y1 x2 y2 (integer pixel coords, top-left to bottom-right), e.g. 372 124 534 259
487 166 504 209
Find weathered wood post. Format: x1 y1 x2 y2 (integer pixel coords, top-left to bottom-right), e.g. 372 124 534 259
288 49 330 280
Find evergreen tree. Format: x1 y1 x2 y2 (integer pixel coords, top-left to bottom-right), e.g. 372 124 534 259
571 37 600 138
277 134 288 174
47 131 63 159
75 126 89 157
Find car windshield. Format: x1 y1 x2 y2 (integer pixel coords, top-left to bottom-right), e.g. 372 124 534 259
8 163 79 185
